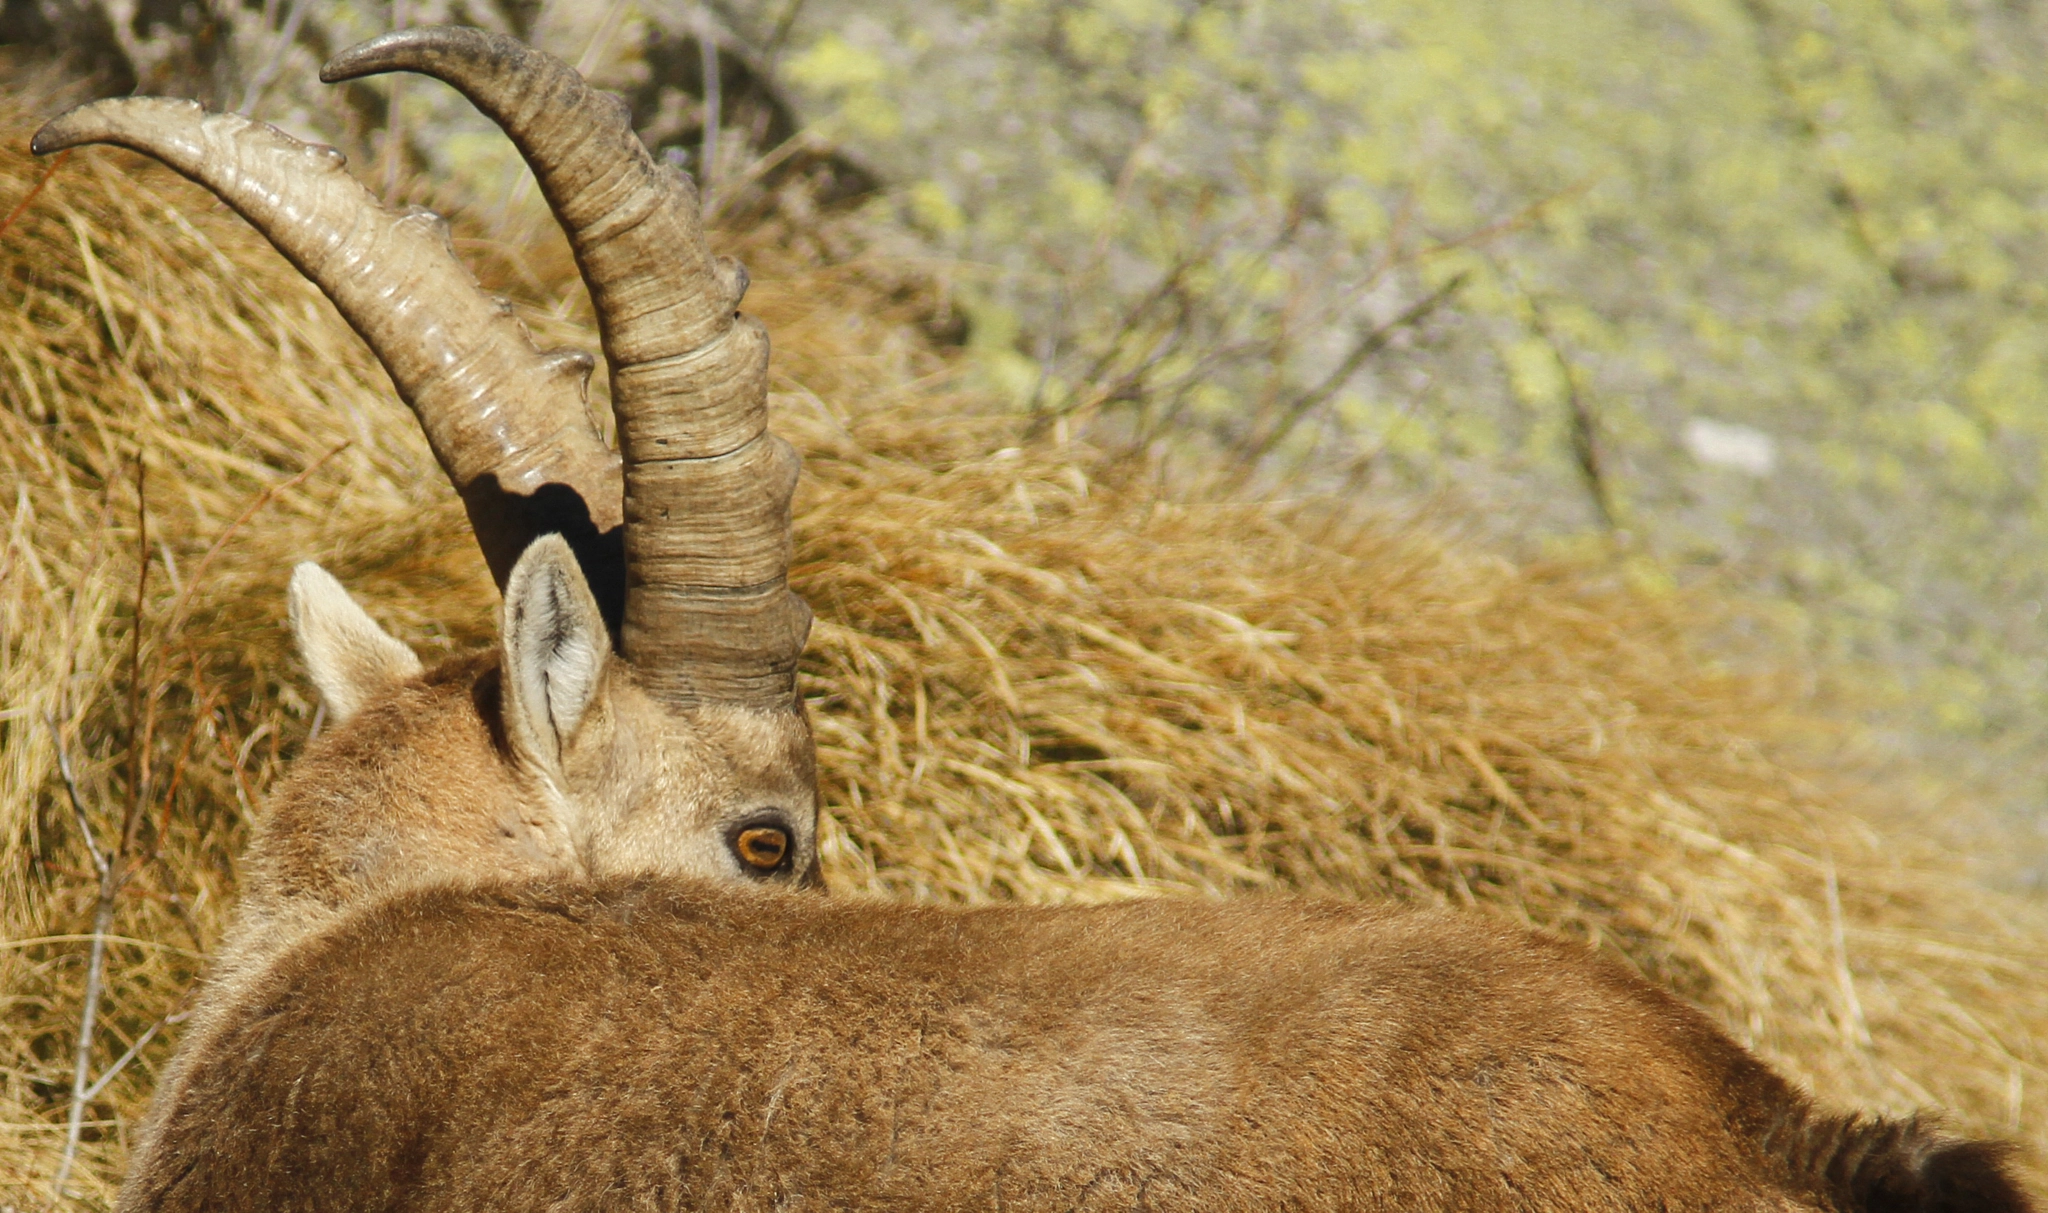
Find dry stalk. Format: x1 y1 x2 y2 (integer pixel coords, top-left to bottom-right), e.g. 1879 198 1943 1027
697 4 723 206
1240 270 1470 474
0 148 69 243
237 0 316 116
155 443 350 647
44 712 108 1207
46 457 152 1206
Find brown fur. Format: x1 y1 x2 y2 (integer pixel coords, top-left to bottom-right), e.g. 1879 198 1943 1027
211 644 819 1009
138 565 822 1192
252 547 818 998
124 877 2034 1213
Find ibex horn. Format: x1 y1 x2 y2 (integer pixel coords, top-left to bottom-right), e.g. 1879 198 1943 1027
324 26 809 710
29 99 626 619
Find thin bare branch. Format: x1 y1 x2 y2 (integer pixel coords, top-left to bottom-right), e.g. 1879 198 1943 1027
47 888 116 1206
49 454 157 1206
0 149 70 244
159 442 349 646
1510 270 1616 532
123 455 150 857
46 716 106 881
1240 271 1470 472
698 5 723 205
80 1014 174 1103
763 0 810 69
238 0 317 115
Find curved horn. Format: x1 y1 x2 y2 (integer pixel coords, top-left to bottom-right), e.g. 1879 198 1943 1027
31 98 624 611
323 27 808 710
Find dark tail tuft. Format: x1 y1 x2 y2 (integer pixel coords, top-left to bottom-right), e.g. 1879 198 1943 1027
1774 1112 2036 1213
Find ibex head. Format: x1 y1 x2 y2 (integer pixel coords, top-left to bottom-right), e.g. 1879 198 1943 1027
33 29 822 929
285 538 815 897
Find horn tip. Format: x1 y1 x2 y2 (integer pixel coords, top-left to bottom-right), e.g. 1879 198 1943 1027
28 123 72 156
320 37 396 84
32 96 204 155
322 25 510 84
321 29 424 83
541 349 598 383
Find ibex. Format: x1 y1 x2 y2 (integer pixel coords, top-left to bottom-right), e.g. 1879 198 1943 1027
38 28 2036 1213
32 19 820 1166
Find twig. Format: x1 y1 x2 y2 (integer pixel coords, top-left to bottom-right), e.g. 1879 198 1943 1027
46 711 122 1205
47 454 154 1205
133 685 218 945
46 717 105 881
1239 271 1470 472
1734 0 1893 279
708 120 851 224
1412 176 1598 266
159 442 348 646
0 149 71 244
150 686 218 862
763 0 810 71
238 0 316 115
573 0 634 75
81 1015 177 1104
1021 246 1213 442
697 4 724 207
1024 283 1066 416
47 887 117 1205
381 0 410 204
1516 278 1616 532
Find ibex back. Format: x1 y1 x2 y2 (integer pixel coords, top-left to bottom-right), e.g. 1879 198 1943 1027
37 28 2036 1213
129 876 2034 1213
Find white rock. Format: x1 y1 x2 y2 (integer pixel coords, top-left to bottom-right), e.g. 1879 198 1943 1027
1684 417 1777 476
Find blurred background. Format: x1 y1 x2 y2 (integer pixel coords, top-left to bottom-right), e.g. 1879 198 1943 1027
7 0 2048 866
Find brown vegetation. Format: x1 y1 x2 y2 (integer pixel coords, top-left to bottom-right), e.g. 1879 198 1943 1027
0 89 2043 1204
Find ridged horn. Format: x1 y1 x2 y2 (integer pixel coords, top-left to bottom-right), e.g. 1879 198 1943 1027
30 97 625 618
323 26 809 710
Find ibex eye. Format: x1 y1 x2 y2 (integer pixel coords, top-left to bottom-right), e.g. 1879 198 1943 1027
732 825 790 873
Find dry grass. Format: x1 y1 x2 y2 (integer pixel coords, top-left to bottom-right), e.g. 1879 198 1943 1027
0 94 2043 1207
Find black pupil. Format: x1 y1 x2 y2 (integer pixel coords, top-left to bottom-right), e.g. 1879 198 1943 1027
738 828 787 869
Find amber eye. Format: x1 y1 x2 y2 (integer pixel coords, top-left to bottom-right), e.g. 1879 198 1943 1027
733 825 790 872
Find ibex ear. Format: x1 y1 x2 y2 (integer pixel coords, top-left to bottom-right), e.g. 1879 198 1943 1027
288 563 424 726
501 534 611 772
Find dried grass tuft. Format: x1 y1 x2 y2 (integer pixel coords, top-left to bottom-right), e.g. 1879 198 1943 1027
0 95 2043 1206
